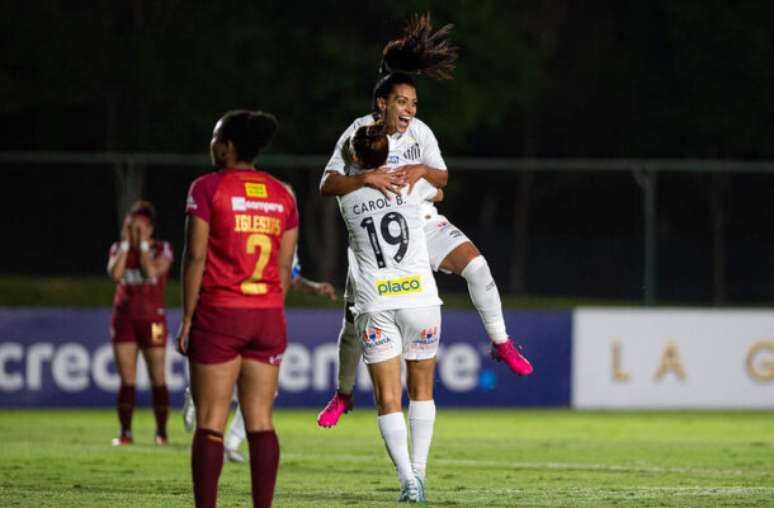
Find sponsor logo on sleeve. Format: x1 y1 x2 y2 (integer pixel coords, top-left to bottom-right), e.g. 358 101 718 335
375 275 422 296
245 182 268 198
186 195 198 210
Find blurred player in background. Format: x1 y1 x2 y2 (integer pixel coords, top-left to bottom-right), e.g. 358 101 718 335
107 200 173 446
177 110 298 508
182 253 336 463
336 122 443 501
318 13 533 429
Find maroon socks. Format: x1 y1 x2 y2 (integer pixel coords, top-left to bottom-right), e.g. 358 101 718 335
117 384 135 437
152 384 169 437
247 430 280 508
192 428 224 508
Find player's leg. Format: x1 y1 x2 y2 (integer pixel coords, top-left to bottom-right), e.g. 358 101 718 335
139 319 170 444
189 356 241 508
111 317 139 445
238 359 281 508
428 217 533 376
182 385 196 432
141 345 169 444
358 311 418 500
400 305 441 501
224 404 247 463
318 263 362 427
318 305 360 427
406 358 435 500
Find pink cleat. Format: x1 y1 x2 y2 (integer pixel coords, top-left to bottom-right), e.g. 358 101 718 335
491 339 534 376
317 391 354 428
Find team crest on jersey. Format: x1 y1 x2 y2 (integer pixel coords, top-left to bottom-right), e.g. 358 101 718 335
245 182 267 198
387 155 400 165
402 142 421 161
413 327 439 348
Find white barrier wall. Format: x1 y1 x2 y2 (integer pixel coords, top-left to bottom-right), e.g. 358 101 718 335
573 309 774 408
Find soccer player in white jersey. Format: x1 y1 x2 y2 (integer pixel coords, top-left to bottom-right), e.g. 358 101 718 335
317 13 533 429
340 122 443 501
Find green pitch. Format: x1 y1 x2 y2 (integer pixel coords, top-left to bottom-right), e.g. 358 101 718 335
1 409 773 507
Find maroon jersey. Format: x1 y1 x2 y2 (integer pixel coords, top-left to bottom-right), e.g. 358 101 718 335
186 168 298 309
110 240 173 319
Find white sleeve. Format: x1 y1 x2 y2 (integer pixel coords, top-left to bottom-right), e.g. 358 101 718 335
419 123 447 171
411 178 439 203
321 118 363 188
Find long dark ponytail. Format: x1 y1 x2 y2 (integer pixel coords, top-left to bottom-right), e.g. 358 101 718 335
372 13 458 115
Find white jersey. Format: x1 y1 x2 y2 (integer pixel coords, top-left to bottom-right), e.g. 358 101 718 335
323 114 447 220
337 179 442 314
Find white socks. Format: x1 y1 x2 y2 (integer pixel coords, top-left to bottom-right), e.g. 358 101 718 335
461 255 509 344
377 412 414 484
408 400 436 480
336 317 362 394
225 405 246 451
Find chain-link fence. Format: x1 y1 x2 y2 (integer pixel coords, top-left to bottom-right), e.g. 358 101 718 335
3 152 774 305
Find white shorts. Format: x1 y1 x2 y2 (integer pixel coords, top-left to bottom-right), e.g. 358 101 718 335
423 215 470 272
355 305 441 364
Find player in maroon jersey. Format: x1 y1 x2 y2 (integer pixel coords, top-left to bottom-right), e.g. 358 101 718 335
177 110 298 508
107 200 173 446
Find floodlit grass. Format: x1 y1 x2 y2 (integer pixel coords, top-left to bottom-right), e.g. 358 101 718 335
1 409 773 507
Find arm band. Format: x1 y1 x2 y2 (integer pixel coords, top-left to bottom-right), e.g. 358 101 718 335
119 241 130 253
139 240 151 253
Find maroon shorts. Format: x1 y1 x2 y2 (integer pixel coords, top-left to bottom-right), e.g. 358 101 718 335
111 315 168 348
188 305 287 365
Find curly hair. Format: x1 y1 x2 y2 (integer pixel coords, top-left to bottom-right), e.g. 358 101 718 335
216 110 278 163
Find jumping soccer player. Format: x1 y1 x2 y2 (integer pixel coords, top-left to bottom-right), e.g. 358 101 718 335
318 13 533 429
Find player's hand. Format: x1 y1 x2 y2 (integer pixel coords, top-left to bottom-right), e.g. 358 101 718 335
362 167 405 198
394 164 427 194
316 282 337 301
176 319 192 355
129 220 143 247
120 217 131 242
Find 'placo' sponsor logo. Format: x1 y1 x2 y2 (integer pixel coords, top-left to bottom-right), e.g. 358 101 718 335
245 182 267 198
231 197 285 214
376 275 422 296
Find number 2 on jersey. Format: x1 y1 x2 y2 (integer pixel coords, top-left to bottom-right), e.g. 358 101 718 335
360 212 409 268
240 233 271 295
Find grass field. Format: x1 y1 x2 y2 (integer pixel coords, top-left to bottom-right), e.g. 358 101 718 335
1 409 773 507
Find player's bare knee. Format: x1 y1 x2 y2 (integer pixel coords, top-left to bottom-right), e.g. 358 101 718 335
375 392 402 414
441 241 481 275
